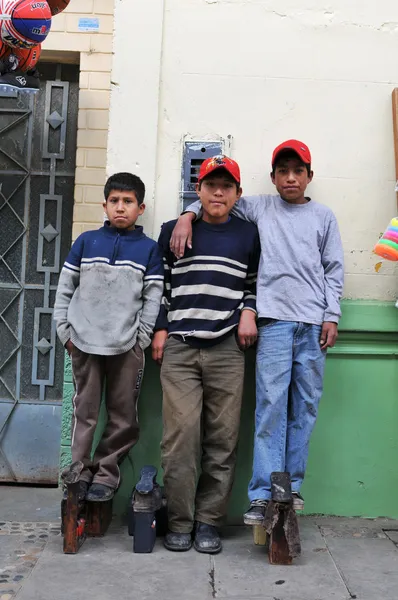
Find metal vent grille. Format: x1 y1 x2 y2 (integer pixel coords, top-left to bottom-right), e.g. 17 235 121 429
181 141 223 210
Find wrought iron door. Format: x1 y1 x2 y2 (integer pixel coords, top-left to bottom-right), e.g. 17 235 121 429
0 63 78 483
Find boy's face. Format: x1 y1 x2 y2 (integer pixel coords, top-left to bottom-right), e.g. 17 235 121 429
196 171 242 224
271 156 313 204
103 189 145 230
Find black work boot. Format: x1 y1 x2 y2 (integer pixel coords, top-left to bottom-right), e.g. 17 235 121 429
164 531 192 552
86 483 115 502
243 499 268 525
193 522 222 554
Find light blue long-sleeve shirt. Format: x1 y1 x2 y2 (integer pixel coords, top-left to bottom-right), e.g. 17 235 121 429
185 195 344 325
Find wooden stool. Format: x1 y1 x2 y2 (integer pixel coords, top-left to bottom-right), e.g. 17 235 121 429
61 461 113 553
253 525 267 546
86 500 113 537
267 502 296 565
250 472 301 565
265 472 301 565
61 462 87 554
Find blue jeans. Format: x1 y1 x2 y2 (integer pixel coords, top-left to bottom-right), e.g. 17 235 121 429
248 320 326 501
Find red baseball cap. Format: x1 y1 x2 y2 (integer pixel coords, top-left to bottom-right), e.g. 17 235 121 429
198 154 241 183
272 140 311 168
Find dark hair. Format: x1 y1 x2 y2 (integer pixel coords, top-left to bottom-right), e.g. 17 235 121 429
198 168 240 192
104 172 146 205
272 150 311 176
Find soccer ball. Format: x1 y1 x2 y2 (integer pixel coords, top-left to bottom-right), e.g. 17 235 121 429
47 0 70 16
0 0 52 49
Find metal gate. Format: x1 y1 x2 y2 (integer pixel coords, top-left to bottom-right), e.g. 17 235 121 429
0 63 78 483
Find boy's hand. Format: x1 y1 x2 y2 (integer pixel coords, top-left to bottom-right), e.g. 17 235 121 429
237 310 258 350
170 212 195 258
65 340 74 356
320 322 338 350
152 330 168 364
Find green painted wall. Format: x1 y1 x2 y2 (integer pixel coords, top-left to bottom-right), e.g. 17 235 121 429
60 300 398 521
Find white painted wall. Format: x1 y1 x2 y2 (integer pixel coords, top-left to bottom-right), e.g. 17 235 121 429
109 0 398 301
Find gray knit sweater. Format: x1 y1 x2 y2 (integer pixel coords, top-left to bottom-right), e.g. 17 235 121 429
54 224 164 355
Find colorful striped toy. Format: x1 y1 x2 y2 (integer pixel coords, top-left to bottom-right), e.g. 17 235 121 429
374 217 398 261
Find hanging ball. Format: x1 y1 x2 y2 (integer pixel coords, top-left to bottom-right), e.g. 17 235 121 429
0 0 52 49
12 42 41 71
47 0 70 16
0 38 11 59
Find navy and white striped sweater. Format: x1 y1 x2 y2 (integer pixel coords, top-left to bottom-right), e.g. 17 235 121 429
156 217 260 348
54 224 164 355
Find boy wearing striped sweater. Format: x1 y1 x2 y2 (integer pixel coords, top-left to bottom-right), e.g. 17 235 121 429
152 156 260 554
54 173 163 502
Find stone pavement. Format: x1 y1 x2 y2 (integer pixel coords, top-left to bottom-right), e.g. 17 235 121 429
1 486 398 600
0 486 61 600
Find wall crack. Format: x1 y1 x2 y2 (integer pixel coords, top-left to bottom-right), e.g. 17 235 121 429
209 556 217 598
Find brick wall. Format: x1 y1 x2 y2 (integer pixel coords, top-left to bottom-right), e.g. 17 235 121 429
42 0 114 241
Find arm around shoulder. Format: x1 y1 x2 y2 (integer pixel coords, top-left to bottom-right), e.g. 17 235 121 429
230 195 269 224
170 209 197 259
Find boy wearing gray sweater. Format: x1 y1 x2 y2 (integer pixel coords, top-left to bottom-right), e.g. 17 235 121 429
170 140 344 521
54 173 163 502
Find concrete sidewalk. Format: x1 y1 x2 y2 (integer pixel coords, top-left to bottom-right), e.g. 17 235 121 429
1 487 398 600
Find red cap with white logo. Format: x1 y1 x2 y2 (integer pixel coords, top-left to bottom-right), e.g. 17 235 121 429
198 155 241 183
272 140 311 168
